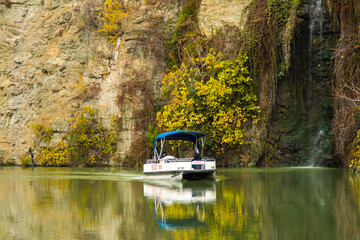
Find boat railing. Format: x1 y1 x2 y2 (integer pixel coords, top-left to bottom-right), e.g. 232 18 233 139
145 157 215 164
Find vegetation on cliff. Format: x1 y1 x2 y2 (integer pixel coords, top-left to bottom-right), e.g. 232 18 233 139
244 0 300 80
10 0 360 168
157 51 260 153
148 0 265 165
24 107 117 167
168 0 202 67
154 0 306 166
242 0 305 166
97 0 129 44
329 0 360 169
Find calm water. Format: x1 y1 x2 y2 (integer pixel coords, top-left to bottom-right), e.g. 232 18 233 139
1 167 360 240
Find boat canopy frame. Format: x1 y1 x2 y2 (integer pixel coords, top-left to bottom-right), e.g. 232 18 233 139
153 131 205 160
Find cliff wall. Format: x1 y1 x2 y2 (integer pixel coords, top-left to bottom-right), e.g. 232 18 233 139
0 0 251 164
3 0 356 167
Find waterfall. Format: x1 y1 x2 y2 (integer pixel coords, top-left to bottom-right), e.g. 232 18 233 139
307 0 332 166
309 0 324 74
260 0 335 166
309 130 324 166
309 0 323 43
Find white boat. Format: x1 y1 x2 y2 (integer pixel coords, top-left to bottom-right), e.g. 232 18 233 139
143 130 217 180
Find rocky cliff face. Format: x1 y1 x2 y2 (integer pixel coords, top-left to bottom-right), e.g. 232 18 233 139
0 0 179 162
0 0 110 162
198 0 250 36
0 0 252 163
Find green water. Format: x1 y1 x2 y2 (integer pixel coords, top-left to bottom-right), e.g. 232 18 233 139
1 167 360 239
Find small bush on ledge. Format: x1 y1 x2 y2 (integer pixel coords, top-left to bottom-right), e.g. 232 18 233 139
33 107 117 167
19 153 33 167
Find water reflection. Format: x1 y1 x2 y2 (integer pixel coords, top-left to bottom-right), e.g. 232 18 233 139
217 168 360 240
143 180 216 230
0 167 150 239
1 167 360 239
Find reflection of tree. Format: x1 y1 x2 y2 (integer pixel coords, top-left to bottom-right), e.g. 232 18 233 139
0 168 157 239
160 169 360 240
154 199 207 230
145 179 260 240
339 172 360 239
2 168 360 239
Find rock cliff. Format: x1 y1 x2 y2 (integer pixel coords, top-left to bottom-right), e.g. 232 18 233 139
0 0 252 163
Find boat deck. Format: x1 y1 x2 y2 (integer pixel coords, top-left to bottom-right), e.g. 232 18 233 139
145 158 215 164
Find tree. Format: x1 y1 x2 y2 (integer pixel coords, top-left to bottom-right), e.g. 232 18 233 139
157 51 260 152
98 0 129 44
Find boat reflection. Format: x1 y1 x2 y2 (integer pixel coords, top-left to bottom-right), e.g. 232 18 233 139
143 180 216 230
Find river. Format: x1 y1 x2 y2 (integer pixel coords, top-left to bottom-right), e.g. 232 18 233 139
1 167 360 239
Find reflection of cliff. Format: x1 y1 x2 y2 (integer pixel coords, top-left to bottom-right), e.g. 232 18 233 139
0 168 153 239
143 181 216 230
3 168 359 239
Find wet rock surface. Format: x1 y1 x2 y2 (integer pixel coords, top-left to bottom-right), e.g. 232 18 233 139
263 0 336 166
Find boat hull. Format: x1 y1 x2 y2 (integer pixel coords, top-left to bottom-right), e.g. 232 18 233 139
143 158 216 180
182 170 216 180
143 169 216 180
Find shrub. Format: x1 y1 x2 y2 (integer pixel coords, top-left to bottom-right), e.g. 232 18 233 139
35 107 117 167
97 0 129 44
19 153 33 167
350 129 360 172
30 123 54 143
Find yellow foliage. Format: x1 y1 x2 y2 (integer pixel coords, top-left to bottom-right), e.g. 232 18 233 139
34 107 117 167
19 153 33 167
350 129 360 171
37 140 71 166
157 51 260 152
75 73 86 93
30 123 54 143
98 0 129 44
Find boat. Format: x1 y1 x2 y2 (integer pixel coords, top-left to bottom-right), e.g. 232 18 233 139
143 130 216 180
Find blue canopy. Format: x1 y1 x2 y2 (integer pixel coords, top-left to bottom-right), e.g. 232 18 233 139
154 130 205 148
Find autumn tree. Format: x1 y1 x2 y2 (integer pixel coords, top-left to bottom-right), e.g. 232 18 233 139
98 0 129 44
157 51 260 152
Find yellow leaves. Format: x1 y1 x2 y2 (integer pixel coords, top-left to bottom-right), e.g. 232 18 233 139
350 129 360 171
30 123 54 143
36 140 71 166
97 0 130 44
75 73 86 93
158 51 260 152
35 107 117 167
19 153 33 166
